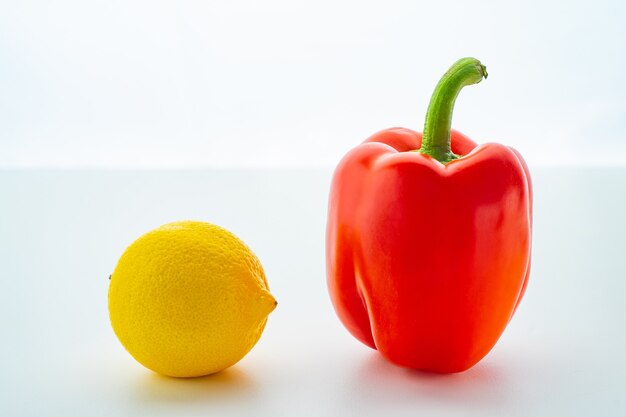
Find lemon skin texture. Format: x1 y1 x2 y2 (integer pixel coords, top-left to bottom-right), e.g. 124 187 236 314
108 221 276 378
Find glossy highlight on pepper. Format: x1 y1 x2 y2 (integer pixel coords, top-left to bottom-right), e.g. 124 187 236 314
325 58 532 373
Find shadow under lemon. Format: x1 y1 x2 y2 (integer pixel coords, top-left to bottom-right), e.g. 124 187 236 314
135 366 260 404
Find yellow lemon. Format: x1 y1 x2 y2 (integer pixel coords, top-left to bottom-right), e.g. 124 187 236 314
108 220 276 377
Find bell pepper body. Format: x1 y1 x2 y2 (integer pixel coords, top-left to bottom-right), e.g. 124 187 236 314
326 128 532 373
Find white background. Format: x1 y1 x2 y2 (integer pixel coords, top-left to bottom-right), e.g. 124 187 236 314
2 2 626 416
1 0 625 168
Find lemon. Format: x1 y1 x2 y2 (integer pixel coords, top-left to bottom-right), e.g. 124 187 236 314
108 220 276 377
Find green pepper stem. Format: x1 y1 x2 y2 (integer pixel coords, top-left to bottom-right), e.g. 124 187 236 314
418 57 487 164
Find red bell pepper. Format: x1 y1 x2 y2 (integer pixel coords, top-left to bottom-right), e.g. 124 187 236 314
326 58 532 373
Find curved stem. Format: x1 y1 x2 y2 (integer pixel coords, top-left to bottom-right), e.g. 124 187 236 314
418 57 487 164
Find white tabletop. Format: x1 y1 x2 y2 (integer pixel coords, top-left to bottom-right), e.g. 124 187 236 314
1 167 624 416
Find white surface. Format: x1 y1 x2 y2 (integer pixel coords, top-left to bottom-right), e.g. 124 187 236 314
1 0 626 167
1 167 625 416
